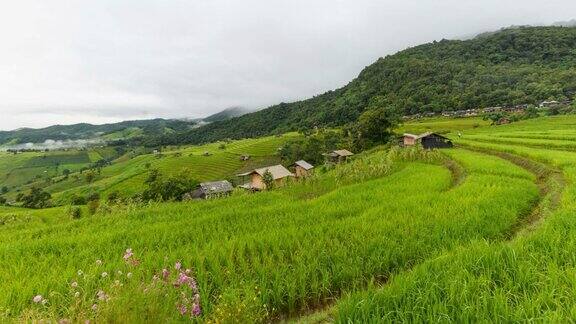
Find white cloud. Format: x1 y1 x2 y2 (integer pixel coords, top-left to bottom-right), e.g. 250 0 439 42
0 0 574 130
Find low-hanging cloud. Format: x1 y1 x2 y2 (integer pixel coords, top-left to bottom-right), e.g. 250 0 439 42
0 0 575 130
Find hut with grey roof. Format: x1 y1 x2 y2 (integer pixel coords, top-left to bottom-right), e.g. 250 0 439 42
190 180 234 200
293 160 314 178
324 149 354 163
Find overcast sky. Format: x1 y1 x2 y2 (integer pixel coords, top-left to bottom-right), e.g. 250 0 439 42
0 0 574 130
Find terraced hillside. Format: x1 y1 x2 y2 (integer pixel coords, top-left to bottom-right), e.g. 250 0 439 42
334 115 576 322
4 116 576 322
0 134 298 205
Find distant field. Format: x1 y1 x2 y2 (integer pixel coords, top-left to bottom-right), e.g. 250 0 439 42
3 134 299 204
398 116 489 135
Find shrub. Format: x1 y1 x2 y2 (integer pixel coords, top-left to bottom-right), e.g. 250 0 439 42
87 192 100 202
70 194 87 205
20 187 51 209
142 169 199 202
68 206 82 219
87 200 100 215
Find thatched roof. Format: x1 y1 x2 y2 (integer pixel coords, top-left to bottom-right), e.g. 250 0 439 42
238 165 294 180
199 181 233 194
332 149 354 157
294 160 314 170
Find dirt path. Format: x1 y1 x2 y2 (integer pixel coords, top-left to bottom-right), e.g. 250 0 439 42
460 146 566 239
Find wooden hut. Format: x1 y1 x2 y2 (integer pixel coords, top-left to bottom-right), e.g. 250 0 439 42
420 133 453 149
293 160 314 178
190 180 233 200
404 132 453 149
238 165 294 190
324 149 354 163
402 133 419 146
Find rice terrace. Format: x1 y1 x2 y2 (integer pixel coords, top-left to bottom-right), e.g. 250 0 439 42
3 3 576 323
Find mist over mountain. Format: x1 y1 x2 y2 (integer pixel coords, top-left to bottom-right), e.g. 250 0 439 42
142 25 576 146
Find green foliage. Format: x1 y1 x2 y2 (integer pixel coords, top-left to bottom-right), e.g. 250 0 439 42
347 99 400 150
85 170 96 183
67 206 82 219
19 187 51 209
142 169 199 201
87 199 100 215
261 169 274 190
279 130 345 165
70 194 87 205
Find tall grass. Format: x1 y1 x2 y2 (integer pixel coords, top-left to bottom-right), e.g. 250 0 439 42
0 147 538 322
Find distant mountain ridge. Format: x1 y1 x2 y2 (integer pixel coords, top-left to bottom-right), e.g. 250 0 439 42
148 25 576 146
0 119 194 147
0 107 253 147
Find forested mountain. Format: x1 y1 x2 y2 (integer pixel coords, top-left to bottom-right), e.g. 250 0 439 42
152 26 576 145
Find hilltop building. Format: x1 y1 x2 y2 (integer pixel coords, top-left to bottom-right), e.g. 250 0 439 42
238 165 294 190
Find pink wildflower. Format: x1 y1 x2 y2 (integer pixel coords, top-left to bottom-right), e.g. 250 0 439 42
33 295 43 303
178 304 187 316
123 248 133 261
162 268 170 280
97 290 109 301
192 303 201 317
91 304 98 311
175 272 189 287
175 261 182 270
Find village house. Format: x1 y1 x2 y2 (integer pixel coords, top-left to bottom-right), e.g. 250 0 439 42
238 165 294 190
403 132 453 149
189 180 234 200
324 149 354 163
293 160 314 178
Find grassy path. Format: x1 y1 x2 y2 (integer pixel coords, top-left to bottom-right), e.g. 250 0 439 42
460 146 566 239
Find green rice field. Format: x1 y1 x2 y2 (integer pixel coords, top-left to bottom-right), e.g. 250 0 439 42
3 116 576 322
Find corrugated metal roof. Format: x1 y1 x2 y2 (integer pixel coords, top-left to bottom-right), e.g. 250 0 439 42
294 160 314 170
199 180 233 194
